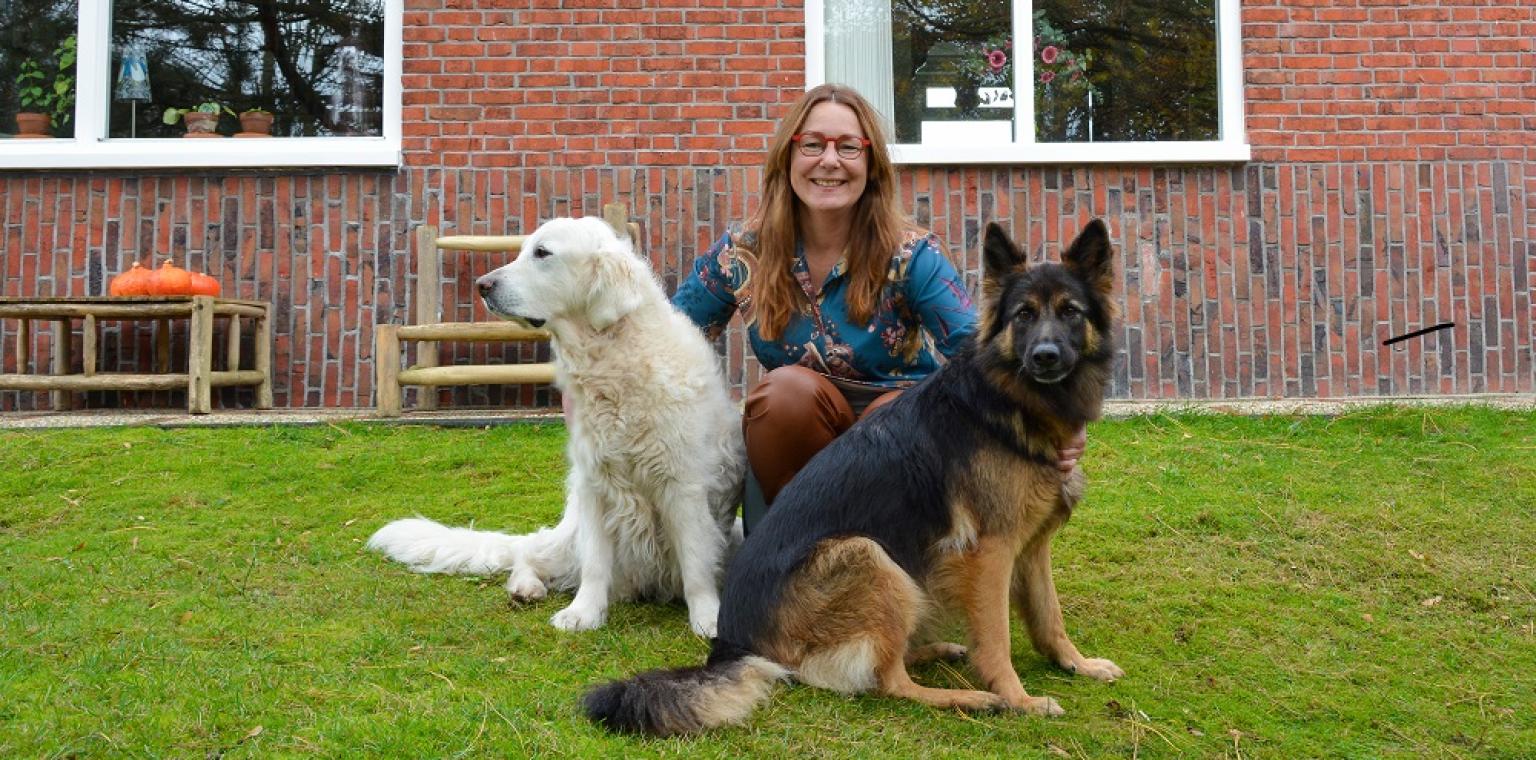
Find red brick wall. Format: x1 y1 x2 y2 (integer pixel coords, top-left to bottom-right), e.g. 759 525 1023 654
400 0 801 170
1 0 1532 411
1244 1 1533 163
1237 0 1535 395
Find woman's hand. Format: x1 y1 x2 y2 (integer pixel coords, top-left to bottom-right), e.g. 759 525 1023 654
1057 427 1087 474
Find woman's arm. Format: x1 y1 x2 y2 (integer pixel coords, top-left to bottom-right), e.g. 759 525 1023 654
904 235 978 359
671 232 740 337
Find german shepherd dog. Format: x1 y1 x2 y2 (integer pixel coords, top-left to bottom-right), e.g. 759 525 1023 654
583 220 1122 736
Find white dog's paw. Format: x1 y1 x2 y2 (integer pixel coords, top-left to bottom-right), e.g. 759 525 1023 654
550 604 606 632
505 572 547 603
687 598 720 638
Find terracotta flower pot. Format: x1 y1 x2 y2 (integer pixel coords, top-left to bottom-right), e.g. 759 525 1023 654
237 110 273 137
183 111 220 137
15 111 52 138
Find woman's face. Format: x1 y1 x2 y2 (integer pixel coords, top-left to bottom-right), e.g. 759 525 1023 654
788 102 869 219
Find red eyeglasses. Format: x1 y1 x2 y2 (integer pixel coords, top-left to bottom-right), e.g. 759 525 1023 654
792 132 870 160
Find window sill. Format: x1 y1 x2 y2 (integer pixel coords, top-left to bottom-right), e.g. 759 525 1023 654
0 137 401 170
890 140 1252 166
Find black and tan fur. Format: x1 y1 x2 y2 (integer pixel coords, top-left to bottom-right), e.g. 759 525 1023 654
583 220 1123 736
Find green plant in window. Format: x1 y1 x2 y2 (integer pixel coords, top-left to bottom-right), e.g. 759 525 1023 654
161 102 236 124
946 32 1013 117
1033 10 1103 141
14 34 76 128
162 101 237 136
1033 11 1100 99
954 33 1013 90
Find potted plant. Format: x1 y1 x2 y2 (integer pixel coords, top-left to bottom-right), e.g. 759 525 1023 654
162 101 234 137
237 108 274 137
12 35 75 138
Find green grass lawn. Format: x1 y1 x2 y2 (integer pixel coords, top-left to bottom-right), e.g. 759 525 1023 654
2 406 1533 758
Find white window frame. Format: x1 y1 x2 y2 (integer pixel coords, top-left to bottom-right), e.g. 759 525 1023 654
0 0 401 170
805 0 1250 165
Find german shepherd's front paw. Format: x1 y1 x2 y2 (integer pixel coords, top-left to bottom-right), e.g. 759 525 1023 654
1014 695 1065 717
946 690 1016 713
993 686 1066 716
1069 657 1125 682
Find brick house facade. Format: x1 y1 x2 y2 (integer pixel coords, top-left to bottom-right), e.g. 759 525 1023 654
1 0 1532 411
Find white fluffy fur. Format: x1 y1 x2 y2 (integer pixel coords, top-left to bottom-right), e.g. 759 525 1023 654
795 638 880 694
367 217 745 637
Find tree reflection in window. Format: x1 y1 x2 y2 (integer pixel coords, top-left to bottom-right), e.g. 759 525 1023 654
888 0 1218 145
1033 0 1217 143
891 0 1011 144
110 0 383 138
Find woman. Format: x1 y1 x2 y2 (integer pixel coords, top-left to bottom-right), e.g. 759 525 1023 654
673 84 1084 530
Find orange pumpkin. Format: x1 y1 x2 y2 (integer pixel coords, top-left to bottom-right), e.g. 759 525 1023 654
188 272 222 297
110 262 153 296
149 259 193 296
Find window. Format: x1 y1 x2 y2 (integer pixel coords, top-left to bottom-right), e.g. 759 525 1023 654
808 0 1248 164
0 3 78 139
0 0 400 169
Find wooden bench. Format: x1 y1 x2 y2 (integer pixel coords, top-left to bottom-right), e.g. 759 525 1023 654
374 204 635 417
0 296 273 414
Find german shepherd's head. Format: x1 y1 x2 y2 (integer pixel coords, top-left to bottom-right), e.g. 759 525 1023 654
975 219 1117 423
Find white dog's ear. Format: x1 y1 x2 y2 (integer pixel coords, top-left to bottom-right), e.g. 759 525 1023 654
585 240 645 331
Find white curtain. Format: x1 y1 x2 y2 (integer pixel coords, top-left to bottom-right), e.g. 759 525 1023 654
823 0 895 133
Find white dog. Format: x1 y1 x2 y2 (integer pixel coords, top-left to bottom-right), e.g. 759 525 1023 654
367 217 744 637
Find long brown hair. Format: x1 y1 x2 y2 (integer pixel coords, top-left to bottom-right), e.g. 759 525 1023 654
748 83 909 341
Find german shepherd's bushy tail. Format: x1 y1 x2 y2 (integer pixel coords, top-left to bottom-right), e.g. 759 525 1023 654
582 642 790 737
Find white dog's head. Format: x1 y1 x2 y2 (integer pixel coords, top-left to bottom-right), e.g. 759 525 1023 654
475 216 648 332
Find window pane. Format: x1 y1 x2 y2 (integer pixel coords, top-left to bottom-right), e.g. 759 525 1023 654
0 0 78 139
890 1 1014 146
1034 0 1218 143
109 0 384 139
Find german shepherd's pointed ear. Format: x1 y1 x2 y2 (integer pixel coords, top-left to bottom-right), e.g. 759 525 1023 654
1063 219 1114 296
981 222 1026 296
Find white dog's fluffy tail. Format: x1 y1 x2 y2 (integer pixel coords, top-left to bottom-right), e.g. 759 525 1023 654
367 517 524 575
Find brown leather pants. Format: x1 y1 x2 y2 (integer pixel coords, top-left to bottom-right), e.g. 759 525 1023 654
743 366 901 505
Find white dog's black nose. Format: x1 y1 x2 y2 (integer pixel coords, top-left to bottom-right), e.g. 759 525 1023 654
476 275 495 298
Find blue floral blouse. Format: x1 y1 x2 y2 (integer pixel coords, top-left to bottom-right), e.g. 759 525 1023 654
672 228 977 388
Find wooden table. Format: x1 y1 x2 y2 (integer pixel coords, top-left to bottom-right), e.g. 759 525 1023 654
0 296 273 414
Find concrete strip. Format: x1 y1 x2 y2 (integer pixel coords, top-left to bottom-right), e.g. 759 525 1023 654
0 394 1530 430
0 408 563 430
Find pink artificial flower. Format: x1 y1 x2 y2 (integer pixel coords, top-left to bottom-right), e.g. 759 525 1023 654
1040 70 1056 84
1041 45 1059 65
987 50 1008 73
